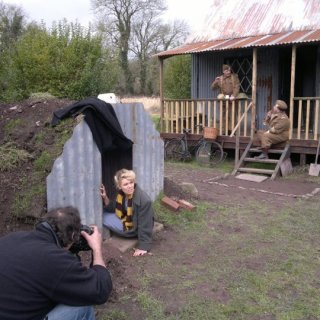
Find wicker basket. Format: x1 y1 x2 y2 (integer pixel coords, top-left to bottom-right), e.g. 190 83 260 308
203 127 219 139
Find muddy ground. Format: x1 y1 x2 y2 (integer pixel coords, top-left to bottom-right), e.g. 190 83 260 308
0 98 320 319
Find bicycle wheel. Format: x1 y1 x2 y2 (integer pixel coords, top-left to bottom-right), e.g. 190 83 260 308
196 141 224 166
165 139 185 161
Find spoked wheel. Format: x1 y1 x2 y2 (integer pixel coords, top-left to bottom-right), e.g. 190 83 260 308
196 141 224 166
165 139 185 161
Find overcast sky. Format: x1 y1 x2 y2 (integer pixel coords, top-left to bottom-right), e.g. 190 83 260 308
4 0 212 32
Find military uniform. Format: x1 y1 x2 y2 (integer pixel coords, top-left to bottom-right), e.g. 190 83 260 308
211 69 240 133
259 112 290 148
254 99 290 159
211 73 240 98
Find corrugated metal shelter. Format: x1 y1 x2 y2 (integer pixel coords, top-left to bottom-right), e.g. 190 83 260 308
157 0 320 136
47 102 164 228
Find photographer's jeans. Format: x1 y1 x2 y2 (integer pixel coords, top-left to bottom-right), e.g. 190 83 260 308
45 304 95 320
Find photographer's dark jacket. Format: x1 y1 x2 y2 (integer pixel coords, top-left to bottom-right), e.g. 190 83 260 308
105 184 154 251
0 224 112 320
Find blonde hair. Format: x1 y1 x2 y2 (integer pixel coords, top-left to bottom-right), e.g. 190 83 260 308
114 169 136 189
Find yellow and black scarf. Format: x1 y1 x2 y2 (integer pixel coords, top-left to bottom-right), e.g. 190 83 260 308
115 190 134 231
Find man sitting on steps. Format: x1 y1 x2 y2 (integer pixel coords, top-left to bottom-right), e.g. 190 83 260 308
255 100 290 160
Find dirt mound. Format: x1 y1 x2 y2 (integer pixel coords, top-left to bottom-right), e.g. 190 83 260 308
0 97 75 233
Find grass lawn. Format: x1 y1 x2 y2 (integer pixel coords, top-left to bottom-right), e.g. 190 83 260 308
100 162 320 320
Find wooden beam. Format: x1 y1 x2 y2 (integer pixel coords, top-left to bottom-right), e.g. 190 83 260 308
252 48 257 138
289 45 297 139
159 57 164 132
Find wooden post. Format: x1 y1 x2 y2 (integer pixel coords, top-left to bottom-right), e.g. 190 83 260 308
251 48 257 138
159 57 164 132
235 126 240 165
290 45 297 139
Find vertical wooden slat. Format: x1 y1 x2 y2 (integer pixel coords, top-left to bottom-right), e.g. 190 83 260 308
289 46 297 139
191 101 195 133
175 101 179 133
244 100 248 137
164 101 168 133
225 100 229 134
252 48 258 138
159 58 164 132
305 99 310 140
231 100 235 130
314 99 319 140
238 100 242 136
169 101 174 132
203 101 207 127
297 100 302 139
208 101 212 127
219 101 223 134
196 101 200 134
214 101 217 128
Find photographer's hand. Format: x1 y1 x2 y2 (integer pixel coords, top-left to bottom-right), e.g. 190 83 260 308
81 225 106 268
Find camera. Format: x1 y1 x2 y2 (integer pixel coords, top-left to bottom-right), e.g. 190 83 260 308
69 224 93 254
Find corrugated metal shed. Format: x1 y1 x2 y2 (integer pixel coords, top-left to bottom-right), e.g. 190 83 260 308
157 0 320 57
47 103 163 228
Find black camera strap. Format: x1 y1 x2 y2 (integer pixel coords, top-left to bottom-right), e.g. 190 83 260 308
40 221 63 248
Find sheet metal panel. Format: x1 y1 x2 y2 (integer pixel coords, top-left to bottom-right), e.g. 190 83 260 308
189 0 320 42
157 30 320 57
47 121 102 227
47 103 164 229
113 103 164 201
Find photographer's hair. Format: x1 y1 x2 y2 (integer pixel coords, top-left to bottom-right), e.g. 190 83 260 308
41 206 81 247
114 169 136 190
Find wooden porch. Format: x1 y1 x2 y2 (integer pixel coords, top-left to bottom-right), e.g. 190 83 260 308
160 97 320 165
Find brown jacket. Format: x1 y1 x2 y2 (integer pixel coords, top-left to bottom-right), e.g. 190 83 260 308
211 73 240 97
260 112 290 147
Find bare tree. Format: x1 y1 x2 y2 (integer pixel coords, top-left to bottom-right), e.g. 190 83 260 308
91 0 166 94
153 19 189 52
0 1 26 52
130 15 189 94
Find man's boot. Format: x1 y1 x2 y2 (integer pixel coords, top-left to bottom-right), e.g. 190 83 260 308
254 148 269 159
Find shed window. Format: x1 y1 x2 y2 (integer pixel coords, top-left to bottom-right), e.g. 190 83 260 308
226 57 252 96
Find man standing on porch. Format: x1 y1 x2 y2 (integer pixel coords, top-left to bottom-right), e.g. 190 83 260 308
255 100 290 160
211 64 240 100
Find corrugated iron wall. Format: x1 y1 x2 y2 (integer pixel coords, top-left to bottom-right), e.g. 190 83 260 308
47 102 163 229
192 48 282 130
256 48 279 128
47 121 102 226
113 103 164 201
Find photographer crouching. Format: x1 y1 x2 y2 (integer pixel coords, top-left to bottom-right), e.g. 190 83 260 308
0 206 112 320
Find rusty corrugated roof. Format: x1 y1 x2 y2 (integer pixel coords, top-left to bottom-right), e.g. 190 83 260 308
157 29 320 57
157 0 320 57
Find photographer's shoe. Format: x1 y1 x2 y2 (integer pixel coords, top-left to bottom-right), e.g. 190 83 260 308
254 153 268 160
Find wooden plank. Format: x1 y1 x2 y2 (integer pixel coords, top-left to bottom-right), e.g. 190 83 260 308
298 100 302 139
315 100 319 140
289 45 296 139
160 58 164 132
252 48 257 138
238 168 274 174
271 143 290 180
219 101 223 135
191 101 195 133
305 99 310 140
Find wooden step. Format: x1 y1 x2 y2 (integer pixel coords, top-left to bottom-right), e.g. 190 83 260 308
244 157 279 164
249 148 284 154
237 167 275 175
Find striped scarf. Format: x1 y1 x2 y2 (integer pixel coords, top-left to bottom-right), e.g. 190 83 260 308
115 190 134 231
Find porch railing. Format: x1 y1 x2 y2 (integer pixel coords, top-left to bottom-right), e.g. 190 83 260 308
162 97 320 140
162 99 254 137
290 97 320 140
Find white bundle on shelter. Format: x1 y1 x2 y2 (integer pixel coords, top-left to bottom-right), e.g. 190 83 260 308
97 93 120 104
